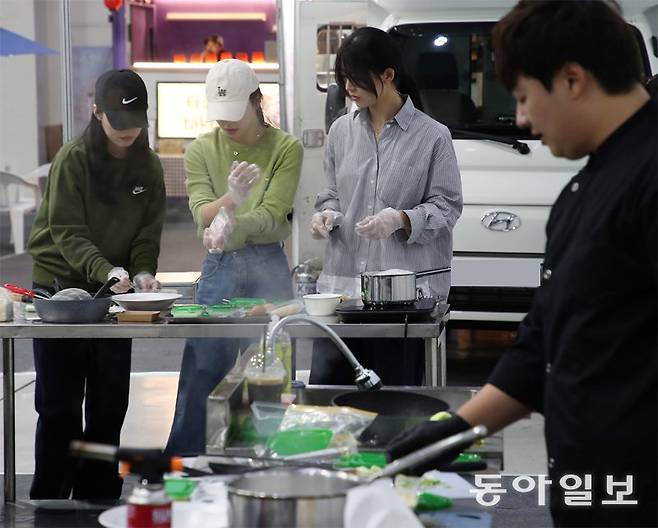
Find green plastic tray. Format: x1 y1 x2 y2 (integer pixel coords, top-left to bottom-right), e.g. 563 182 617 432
267 428 332 456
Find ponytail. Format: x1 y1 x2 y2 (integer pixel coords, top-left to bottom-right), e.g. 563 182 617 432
396 72 422 109
335 26 421 107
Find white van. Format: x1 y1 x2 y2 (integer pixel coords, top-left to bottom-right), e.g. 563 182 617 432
284 0 657 326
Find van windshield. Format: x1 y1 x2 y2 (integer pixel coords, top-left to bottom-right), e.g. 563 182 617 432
389 22 536 139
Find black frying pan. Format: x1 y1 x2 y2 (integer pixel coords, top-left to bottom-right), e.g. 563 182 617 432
333 390 448 417
332 390 449 447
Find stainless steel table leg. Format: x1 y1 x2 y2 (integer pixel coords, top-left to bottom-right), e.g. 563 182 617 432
291 338 297 380
3 338 16 502
438 325 447 387
424 337 439 387
431 337 439 387
423 324 447 388
424 338 432 386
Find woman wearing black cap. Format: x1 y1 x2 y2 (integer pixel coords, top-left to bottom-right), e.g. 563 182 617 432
27 69 166 499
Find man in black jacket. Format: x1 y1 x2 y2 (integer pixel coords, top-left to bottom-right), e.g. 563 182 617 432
389 2 657 526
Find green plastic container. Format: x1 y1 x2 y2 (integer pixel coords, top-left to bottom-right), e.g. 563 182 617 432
171 305 206 318
206 304 239 316
267 428 333 456
230 298 267 308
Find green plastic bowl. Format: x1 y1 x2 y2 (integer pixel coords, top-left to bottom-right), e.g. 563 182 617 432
164 477 198 500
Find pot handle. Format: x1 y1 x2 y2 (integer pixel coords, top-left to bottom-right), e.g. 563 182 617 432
93 277 120 299
415 267 451 279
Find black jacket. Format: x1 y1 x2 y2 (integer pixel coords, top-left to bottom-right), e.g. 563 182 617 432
489 99 657 527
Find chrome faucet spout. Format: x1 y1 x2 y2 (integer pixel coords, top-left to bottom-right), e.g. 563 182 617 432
266 314 382 390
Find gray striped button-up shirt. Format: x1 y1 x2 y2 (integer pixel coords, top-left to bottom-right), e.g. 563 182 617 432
315 96 463 298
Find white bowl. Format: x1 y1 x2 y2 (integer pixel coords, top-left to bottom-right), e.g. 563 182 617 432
111 292 182 311
303 293 342 316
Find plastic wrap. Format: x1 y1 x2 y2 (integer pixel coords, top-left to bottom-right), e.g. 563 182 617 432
278 404 376 442
203 207 232 254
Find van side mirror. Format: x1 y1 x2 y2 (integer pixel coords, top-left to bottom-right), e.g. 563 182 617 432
325 83 347 133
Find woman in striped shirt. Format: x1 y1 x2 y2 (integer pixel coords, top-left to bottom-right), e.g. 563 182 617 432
309 27 463 385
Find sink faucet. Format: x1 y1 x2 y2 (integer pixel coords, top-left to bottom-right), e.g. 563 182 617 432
266 314 382 390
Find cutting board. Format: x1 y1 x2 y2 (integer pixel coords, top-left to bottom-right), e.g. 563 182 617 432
116 310 162 323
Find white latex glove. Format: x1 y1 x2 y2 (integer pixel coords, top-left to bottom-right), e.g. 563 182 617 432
355 207 404 240
310 210 344 239
133 272 160 292
228 161 261 205
108 267 131 294
203 207 234 253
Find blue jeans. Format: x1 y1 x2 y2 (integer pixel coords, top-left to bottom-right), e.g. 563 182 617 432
166 243 292 455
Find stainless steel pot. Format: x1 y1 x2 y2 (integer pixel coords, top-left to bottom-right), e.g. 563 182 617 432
360 267 451 306
228 468 357 528
227 425 487 528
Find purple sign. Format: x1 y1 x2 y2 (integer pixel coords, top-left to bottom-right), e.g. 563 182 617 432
131 0 276 63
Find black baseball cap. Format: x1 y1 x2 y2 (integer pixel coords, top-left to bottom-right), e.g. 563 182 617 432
95 69 149 130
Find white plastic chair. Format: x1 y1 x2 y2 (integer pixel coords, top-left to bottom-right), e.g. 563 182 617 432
0 171 42 254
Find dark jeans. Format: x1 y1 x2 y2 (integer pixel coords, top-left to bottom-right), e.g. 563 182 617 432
309 337 425 386
30 336 132 499
165 243 292 455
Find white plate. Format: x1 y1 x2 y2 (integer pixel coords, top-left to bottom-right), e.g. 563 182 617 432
111 292 182 311
98 502 227 528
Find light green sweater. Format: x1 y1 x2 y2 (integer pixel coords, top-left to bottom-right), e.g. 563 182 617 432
185 126 303 251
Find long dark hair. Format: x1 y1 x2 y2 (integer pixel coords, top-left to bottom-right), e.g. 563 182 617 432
334 26 420 107
249 87 279 128
82 113 150 205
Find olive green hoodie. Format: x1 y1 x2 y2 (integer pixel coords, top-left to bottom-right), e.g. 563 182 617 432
28 138 166 290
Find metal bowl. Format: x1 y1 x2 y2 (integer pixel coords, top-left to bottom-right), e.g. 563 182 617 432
33 298 111 323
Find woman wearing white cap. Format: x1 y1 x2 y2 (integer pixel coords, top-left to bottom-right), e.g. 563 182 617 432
166 59 303 454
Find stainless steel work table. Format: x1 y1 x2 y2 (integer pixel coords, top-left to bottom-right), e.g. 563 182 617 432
0 317 447 502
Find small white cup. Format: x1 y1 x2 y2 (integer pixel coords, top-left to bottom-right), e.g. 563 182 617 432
303 293 342 316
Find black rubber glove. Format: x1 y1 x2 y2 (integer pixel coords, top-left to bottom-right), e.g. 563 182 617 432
386 414 471 475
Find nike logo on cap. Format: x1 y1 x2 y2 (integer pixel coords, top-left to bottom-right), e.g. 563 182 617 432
122 97 138 105
132 186 146 195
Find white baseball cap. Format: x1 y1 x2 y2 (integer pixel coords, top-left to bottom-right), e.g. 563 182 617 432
206 59 259 122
